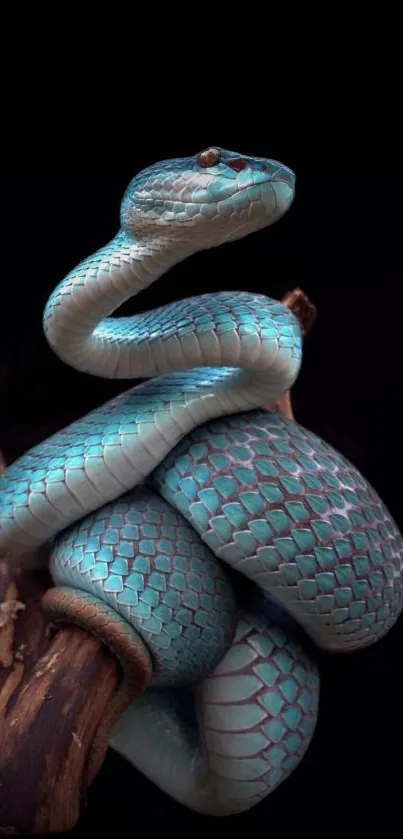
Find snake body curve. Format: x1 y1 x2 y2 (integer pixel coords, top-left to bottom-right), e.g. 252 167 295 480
1 148 402 816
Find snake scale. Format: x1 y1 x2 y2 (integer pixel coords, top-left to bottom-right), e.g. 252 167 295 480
1 148 402 817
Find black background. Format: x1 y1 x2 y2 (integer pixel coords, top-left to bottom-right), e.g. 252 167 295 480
2 149 402 831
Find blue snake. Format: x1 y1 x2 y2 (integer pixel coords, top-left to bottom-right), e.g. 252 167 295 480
1 147 402 816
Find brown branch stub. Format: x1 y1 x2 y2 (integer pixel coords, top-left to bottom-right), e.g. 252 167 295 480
281 286 317 339
268 390 295 421
264 287 317 421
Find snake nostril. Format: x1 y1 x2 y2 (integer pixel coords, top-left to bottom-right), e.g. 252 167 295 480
228 158 247 173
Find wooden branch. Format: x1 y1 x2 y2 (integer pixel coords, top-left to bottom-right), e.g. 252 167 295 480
264 287 317 420
0 560 123 834
281 287 317 339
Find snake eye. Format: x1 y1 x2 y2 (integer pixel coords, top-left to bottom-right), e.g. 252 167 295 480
198 147 221 168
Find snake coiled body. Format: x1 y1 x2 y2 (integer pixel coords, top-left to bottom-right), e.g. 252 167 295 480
1 148 402 816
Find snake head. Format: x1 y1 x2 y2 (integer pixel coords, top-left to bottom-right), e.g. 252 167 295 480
120 147 296 249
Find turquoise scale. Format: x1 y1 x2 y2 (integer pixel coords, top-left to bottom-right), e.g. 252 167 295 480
50 487 238 686
152 409 403 651
49 468 321 808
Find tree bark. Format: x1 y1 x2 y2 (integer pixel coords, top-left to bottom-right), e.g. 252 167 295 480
0 561 121 834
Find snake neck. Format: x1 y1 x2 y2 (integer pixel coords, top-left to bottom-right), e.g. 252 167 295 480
42 228 302 413
42 230 191 379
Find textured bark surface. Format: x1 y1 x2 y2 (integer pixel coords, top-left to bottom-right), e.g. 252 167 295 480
0 560 122 834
